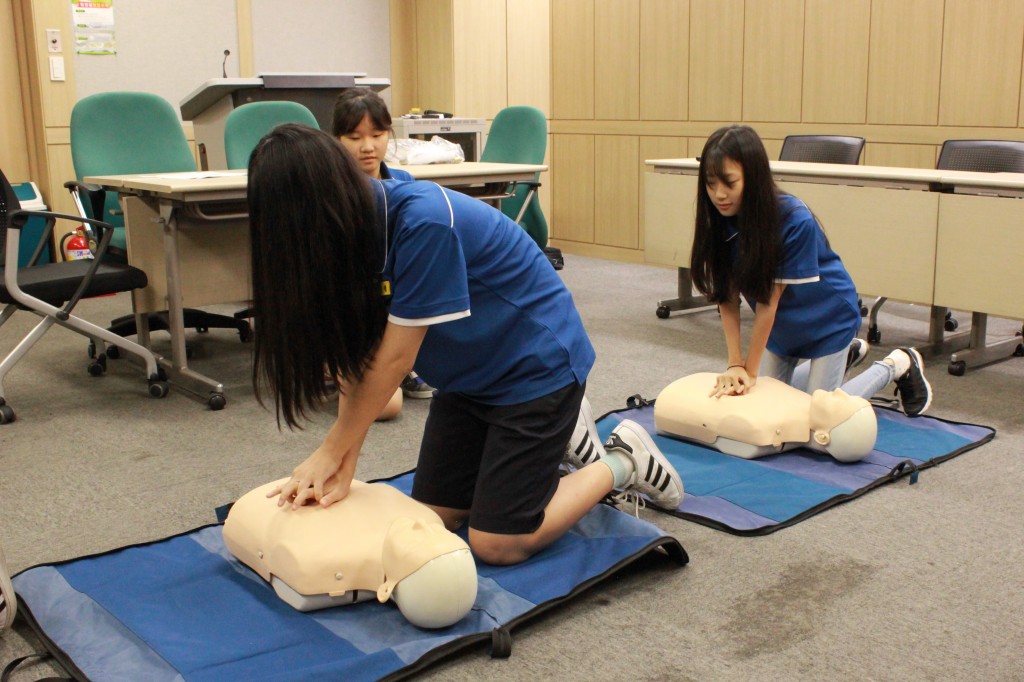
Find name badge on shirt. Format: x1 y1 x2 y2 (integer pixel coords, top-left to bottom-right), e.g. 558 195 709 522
380 279 391 297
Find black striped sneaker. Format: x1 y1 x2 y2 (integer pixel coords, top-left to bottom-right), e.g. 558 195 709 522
894 347 932 417
604 419 684 510
564 396 605 470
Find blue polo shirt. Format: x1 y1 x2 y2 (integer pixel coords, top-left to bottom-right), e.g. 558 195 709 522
372 180 594 404
380 162 413 181
727 193 860 358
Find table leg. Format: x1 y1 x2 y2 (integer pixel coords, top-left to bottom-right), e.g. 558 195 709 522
157 202 226 408
656 267 716 318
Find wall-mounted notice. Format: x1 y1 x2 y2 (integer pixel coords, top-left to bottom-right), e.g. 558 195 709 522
71 0 116 55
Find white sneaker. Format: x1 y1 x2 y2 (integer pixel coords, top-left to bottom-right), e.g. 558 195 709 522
604 419 684 510
846 338 870 374
564 396 605 470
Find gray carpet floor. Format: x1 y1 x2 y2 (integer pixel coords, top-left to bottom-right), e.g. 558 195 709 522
1 254 1022 681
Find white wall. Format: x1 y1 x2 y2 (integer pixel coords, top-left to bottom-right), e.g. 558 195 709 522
72 1 392 117
72 0 238 115
251 0 390 81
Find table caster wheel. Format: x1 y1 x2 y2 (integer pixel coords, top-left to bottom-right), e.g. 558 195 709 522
0 404 15 424
948 360 966 376
148 381 170 398
944 317 959 332
1013 343 1024 357
107 345 121 360
656 305 671 319
208 394 227 411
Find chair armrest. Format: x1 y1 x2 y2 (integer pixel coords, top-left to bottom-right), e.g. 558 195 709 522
63 180 108 222
8 209 118 319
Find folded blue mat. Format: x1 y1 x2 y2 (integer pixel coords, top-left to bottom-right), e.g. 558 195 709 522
597 400 994 536
12 472 686 682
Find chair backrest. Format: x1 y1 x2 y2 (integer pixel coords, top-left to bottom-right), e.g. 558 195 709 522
479 106 548 247
936 139 1024 172
0 167 22 263
779 135 865 165
70 92 197 229
224 101 319 169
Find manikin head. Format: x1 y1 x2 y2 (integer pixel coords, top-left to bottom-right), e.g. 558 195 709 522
809 389 878 462
377 517 478 628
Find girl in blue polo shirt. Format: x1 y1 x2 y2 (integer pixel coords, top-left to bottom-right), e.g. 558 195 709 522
332 87 434 404
690 125 932 416
245 124 682 566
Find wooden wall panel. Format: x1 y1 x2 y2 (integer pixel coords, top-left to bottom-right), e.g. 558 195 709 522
864 143 938 170
551 0 594 119
506 0 551 113
453 0 507 118
595 0 639 120
639 0 688 121
689 0 743 121
938 0 1024 127
594 135 639 248
867 0 943 125
1 0 30 181
389 0 418 116
551 134 594 242
415 0 454 113
802 0 869 123
761 137 784 160
742 0 804 123
639 136 688 250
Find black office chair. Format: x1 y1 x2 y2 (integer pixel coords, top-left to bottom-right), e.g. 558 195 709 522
780 135 868 316
866 139 1024 346
779 135 865 165
1 167 168 424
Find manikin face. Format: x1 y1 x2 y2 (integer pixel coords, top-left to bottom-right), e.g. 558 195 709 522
706 157 745 217
338 114 390 179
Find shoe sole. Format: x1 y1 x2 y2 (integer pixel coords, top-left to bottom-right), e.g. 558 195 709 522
614 419 684 510
902 347 932 416
402 389 434 399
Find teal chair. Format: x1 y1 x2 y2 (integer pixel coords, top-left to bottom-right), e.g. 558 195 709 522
224 101 319 169
66 91 251 349
479 106 549 251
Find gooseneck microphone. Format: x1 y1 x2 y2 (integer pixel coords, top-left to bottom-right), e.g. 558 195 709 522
222 49 231 78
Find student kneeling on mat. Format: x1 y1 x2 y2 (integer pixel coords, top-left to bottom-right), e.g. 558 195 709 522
246 125 683 566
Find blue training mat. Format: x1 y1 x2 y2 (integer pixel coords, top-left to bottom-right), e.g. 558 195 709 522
597 399 995 536
11 472 686 682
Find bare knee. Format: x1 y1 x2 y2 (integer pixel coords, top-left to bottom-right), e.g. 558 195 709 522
468 529 538 566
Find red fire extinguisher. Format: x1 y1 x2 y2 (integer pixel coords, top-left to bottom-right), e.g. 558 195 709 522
60 226 96 261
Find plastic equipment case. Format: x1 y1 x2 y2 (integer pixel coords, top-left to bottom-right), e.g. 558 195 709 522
11 181 53 267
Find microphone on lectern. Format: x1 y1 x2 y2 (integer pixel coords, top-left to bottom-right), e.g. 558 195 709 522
222 49 231 78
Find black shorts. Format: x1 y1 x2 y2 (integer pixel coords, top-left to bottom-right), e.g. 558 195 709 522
411 381 585 535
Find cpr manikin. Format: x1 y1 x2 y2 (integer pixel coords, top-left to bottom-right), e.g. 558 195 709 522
223 479 478 629
654 373 877 462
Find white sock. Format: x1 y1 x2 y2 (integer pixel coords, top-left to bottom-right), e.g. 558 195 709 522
601 450 636 489
885 349 911 377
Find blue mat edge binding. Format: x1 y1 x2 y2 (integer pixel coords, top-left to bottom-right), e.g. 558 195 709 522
600 395 996 537
11 469 688 682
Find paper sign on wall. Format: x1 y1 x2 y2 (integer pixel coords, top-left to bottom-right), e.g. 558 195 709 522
71 0 116 55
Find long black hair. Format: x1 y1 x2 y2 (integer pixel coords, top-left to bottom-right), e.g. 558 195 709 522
247 123 389 428
690 125 781 305
331 87 394 137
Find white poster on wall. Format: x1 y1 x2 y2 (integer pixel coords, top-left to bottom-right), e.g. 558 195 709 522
71 0 116 55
